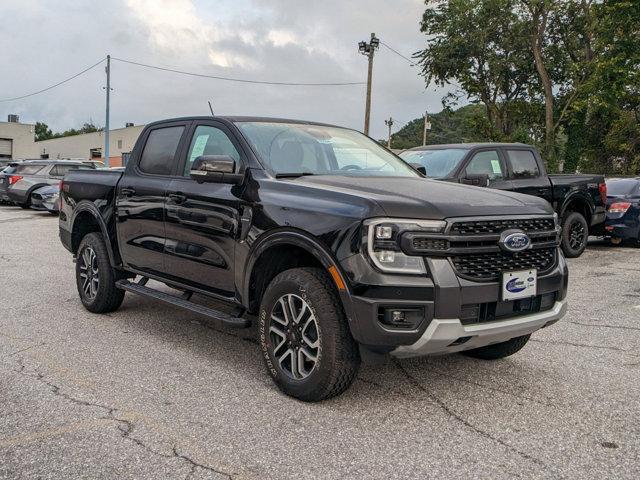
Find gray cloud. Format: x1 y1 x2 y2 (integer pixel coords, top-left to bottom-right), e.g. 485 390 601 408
0 0 453 139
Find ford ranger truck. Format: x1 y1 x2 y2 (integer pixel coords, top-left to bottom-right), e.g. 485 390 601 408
59 117 569 402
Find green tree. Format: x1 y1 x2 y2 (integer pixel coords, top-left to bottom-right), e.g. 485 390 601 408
416 0 539 140
34 122 53 141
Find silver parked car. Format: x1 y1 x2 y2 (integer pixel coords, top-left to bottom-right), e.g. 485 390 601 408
0 162 21 203
6 160 95 209
30 184 61 214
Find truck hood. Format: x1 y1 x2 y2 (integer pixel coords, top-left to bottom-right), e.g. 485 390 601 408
290 175 554 219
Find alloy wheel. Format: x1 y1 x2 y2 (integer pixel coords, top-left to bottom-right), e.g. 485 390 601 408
269 294 320 380
79 246 99 300
568 221 586 250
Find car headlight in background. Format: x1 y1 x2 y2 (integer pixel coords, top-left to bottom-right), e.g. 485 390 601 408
364 218 446 274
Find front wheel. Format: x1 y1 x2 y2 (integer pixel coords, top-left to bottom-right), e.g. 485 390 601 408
258 268 360 402
561 211 588 258
462 334 531 360
76 233 125 313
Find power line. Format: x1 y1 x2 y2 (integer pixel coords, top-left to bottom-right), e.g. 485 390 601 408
0 58 106 103
381 42 416 66
111 57 366 86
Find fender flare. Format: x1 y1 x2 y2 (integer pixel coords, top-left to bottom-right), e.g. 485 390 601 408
71 201 119 267
241 229 350 308
559 191 594 220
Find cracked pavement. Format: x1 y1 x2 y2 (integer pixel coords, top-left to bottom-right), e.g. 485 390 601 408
1 206 639 479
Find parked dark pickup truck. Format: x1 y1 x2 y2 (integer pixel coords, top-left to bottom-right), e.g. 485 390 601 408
401 144 607 257
60 117 568 401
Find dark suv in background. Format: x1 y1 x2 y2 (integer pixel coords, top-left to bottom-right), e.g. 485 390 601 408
401 144 606 257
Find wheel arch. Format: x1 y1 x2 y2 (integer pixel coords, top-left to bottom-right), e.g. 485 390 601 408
560 193 593 226
242 229 350 314
70 202 120 267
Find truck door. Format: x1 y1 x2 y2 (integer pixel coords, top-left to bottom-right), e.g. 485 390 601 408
459 149 513 190
116 122 189 276
504 148 553 204
164 121 246 298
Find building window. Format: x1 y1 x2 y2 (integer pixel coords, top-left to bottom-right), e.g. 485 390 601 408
117 139 123 149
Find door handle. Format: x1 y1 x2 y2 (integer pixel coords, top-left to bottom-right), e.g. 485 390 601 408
168 192 187 204
121 187 136 197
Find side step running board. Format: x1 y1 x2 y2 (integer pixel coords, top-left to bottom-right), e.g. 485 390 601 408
116 279 250 328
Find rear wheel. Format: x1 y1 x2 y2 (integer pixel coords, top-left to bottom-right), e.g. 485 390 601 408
76 233 125 313
561 211 588 258
462 334 531 360
258 267 360 402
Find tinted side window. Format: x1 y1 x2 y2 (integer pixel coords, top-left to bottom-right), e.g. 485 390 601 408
507 150 540 179
184 125 240 176
139 126 185 176
465 150 504 180
15 164 46 175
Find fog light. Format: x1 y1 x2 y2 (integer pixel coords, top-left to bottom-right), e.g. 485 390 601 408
378 306 424 329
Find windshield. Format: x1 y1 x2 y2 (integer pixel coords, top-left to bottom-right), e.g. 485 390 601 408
400 149 467 178
607 179 639 196
236 122 419 177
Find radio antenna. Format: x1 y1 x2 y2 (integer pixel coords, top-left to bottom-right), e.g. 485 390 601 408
208 101 215 116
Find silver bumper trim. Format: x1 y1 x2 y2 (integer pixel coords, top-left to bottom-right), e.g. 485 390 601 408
391 300 567 358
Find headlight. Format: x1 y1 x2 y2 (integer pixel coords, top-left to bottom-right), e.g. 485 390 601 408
364 218 446 274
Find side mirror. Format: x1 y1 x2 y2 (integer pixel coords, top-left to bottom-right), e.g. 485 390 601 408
190 155 243 184
462 173 490 187
409 162 427 176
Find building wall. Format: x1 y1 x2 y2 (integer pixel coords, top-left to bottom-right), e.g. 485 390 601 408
0 121 40 159
36 125 145 165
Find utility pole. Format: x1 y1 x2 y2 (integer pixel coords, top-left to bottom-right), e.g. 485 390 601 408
104 55 111 168
358 33 379 136
385 117 394 149
422 111 431 146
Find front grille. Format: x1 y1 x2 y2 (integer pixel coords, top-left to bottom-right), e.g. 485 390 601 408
412 237 448 251
452 248 556 281
451 218 555 235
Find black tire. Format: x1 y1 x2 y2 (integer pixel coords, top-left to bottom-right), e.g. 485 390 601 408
258 267 360 402
18 202 30 209
76 232 125 313
561 211 588 258
462 334 531 360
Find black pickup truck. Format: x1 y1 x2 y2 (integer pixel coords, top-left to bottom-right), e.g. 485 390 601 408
60 117 568 401
400 144 607 257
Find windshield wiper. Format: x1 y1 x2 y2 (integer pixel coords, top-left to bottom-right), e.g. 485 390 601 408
275 172 316 178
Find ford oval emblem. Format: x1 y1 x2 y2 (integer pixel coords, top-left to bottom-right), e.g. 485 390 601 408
499 230 531 253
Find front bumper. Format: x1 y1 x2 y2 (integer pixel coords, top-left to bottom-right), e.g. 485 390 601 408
392 299 566 358
339 249 568 355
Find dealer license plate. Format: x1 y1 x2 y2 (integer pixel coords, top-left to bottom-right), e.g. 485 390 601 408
502 269 537 301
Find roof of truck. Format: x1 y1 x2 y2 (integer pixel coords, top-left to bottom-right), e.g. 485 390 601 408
145 116 340 128
404 143 530 151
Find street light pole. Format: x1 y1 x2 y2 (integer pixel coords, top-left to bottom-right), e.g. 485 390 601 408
385 117 394 149
358 33 379 136
104 55 111 168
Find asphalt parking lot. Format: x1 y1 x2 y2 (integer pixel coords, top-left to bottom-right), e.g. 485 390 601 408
1 206 638 479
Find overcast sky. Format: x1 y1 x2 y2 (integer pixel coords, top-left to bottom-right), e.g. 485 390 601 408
0 0 454 139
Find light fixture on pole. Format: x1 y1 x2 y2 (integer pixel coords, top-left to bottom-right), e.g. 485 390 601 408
358 33 379 136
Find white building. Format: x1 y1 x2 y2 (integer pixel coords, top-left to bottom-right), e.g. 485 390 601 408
37 124 145 167
0 116 39 159
0 115 144 167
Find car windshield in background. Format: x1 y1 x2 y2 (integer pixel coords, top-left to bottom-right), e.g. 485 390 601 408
236 122 419 177
399 149 467 178
607 179 639 196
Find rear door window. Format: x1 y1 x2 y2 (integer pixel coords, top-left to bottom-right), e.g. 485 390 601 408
15 164 46 175
139 126 185 176
506 150 540 179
